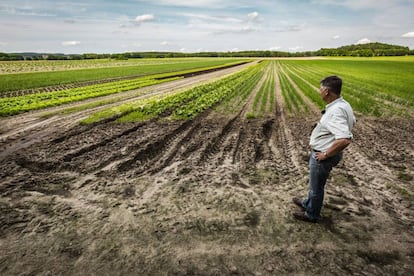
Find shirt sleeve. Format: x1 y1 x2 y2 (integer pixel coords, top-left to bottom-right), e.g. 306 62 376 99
325 109 353 140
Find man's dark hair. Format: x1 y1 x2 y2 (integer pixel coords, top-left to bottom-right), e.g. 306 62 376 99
320 75 342 95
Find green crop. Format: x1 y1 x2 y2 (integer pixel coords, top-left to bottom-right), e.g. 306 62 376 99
0 76 180 116
277 58 414 117
82 62 264 123
277 65 309 115
251 61 276 117
171 62 264 120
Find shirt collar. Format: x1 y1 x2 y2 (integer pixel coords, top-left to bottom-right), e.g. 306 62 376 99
326 96 343 110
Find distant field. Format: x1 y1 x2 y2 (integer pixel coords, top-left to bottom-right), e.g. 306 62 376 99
0 58 247 93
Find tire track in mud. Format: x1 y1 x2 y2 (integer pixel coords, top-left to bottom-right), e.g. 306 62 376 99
197 111 244 167
61 122 147 163
273 63 305 174
115 119 196 175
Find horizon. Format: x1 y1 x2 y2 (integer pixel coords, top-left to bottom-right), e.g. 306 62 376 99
5 41 412 56
1 0 413 54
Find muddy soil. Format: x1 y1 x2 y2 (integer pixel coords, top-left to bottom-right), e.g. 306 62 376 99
1 71 413 275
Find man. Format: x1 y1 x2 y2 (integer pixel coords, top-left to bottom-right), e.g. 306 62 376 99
293 75 356 223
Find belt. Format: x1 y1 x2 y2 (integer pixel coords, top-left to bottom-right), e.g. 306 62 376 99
312 149 322 152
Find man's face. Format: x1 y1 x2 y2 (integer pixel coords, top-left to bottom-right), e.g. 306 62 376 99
319 86 329 102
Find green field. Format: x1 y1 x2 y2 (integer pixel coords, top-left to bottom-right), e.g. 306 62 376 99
277 57 414 117
0 58 247 93
1 57 413 118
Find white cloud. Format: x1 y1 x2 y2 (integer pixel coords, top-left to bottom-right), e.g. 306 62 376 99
333 35 340 39
247 11 259 21
134 14 154 24
402 32 414 38
356 38 371 44
269 46 281 51
160 41 171 45
62 41 81 46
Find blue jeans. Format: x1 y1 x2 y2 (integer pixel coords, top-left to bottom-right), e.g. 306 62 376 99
302 150 342 220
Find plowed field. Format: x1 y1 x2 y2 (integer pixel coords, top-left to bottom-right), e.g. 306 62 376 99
0 61 413 275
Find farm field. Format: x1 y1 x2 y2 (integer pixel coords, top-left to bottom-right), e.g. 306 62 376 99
0 58 413 275
0 57 248 94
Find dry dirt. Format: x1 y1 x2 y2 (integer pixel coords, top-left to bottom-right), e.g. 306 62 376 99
0 64 413 275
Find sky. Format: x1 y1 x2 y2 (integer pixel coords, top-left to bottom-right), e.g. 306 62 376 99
0 0 413 54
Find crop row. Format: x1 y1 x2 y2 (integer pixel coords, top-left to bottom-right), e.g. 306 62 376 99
276 64 309 115
213 62 267 116
281 61 385 115
246 61 276 118
277 59 414 117
171 61 266 120
0 76 180 116
82 62 265 124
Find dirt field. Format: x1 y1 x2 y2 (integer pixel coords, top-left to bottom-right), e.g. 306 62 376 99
0 64 413 275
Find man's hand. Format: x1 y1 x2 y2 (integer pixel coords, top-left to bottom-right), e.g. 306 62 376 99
315 138 352 161
315 151 328 161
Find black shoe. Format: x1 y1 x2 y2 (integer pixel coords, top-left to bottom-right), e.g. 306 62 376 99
292 197 305 211
293 211 318 223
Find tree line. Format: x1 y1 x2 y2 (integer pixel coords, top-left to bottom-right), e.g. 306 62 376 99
0 43 412 61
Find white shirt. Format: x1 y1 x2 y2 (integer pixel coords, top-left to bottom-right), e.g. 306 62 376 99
310 97 356 152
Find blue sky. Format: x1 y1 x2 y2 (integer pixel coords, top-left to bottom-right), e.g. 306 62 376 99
0 0 413 53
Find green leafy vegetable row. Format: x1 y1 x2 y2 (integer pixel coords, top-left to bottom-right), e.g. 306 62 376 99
0 76 180 116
